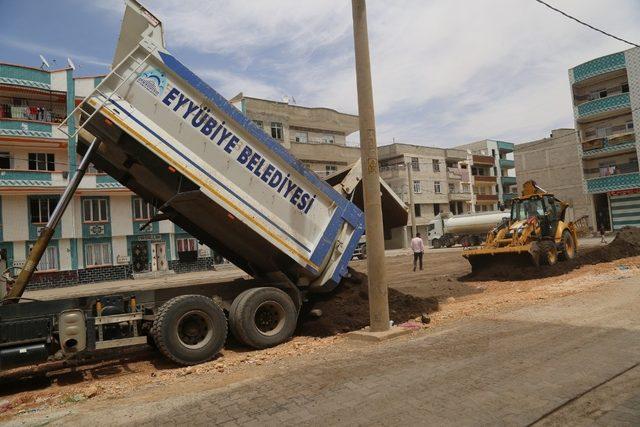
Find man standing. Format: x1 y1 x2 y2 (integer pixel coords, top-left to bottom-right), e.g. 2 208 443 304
411 232 425 272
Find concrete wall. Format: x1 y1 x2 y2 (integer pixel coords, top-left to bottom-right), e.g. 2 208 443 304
515 129 592 227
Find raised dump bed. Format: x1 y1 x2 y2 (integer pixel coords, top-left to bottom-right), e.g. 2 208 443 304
0 0 365 370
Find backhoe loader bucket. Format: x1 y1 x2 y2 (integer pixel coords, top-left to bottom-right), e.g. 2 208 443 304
464 240 557 274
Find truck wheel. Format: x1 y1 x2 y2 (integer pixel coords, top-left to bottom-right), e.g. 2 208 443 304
229 287 298 349
559 230 576 261
152 295 227 366
432 239 441 249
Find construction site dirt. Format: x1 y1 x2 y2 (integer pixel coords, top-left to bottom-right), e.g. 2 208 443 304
2 235 639 421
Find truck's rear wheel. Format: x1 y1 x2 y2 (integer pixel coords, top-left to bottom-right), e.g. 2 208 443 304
559 230 576 261
152 295 227 366
229 287 297 349
432 239 441 249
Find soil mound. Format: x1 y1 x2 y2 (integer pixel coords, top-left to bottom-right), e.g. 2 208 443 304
465 227 640 281
298 271 438 337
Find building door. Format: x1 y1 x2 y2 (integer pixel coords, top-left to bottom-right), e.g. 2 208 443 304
131 241 149 272
593 193 611 231
151 242 168 271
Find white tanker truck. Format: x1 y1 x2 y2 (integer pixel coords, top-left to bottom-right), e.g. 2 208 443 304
427 211 509 249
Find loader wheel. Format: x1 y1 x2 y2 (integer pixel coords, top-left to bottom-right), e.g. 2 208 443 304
559 230 576 261
152 295 227 366
229 287 298 349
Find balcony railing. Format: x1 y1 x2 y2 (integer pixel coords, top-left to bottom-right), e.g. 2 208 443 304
576 93 630 120
449 191 472 201
499 158 514 169
0 63 52 90
582 133 636 158
497 141 514 153
0 169 63 187
583 161 639 180
500 176 516 186
586 172 640 194
473 175 497 184
503 192 518 201
472 154 495 165
571 52 626 84
0 119 67 139
476 194 499 202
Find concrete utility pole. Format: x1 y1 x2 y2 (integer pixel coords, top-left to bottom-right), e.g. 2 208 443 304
351 0 389 332
406 162 417 238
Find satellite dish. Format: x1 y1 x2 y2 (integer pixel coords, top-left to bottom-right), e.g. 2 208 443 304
67 57 76 70
39 54 50 69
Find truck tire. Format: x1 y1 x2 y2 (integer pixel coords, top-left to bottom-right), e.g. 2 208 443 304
152 295 227 366
432 239 442 249
229 287 298 349
559 230 576 261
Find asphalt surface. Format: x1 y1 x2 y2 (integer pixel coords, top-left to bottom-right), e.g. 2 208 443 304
11 273 639 426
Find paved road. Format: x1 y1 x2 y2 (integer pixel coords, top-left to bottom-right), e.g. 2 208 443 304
12 275 639 426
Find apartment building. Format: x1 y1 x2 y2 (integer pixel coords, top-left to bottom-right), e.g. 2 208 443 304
378 143 473 247
230 94 361 176
515 129 591 225
569 49 640 231
0 62 230 289
455 139 517 210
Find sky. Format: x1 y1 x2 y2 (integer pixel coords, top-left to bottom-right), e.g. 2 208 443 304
1 0 639 147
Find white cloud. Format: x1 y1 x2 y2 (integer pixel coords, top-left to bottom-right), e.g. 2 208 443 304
95 0 640 146
2 37 111 68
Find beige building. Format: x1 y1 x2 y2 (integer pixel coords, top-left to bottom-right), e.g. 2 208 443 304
568 49 640 231
230 94 361 176
378 144 473 247
455 139 517 209
515 129 591 225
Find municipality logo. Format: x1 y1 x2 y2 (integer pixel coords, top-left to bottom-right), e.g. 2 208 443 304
136 69 167 97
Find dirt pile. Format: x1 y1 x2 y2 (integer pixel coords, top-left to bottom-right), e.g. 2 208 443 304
298 271 438 337
466 227 640 281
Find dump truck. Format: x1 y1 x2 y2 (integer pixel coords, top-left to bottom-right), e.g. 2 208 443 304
0 1 374 370
463 180 578 272
427 211 510 249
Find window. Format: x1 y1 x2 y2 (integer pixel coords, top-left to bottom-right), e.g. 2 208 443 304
294 132 308 143
622 82 629 93
252 120 263 128
83 198 109 222
271 122 283 140
133 197 155 220
414 204 421 217
30 197 59 223
434 181 441 194
177 238 198 252
87 163 102 174
28 153 55 171
413 180 422 194
627 121 634 131
321 134 335 144
38 246 58 271
433 204 440 216
411 157 419 171
448 183 455 193
491 149 496 158
0 152 10 169
462 183 470 193
85 243 112 267
432 159 440 172
325 164 338 176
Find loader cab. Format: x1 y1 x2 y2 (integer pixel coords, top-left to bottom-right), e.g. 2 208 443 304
511 195 560 237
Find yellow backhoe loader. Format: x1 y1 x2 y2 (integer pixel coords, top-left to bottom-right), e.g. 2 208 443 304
463 180 578 272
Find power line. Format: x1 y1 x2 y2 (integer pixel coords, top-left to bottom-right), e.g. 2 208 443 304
534 0 640 48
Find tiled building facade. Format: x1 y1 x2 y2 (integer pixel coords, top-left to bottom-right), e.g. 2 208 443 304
0 63 221 289
569 49 640 231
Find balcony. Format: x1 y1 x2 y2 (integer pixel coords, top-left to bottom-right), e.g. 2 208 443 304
0 169 66 189
476 194 499 203
575 93 630 121
473 175 497 184
497 141 514 153
571 52 626 84
449 191 471 201
501 176 516 186
584 161 640 193
503 192 518 201
582 133 636 158
499 158 514 169
586 172 640 193
472 154 494 166
0 63 52 90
